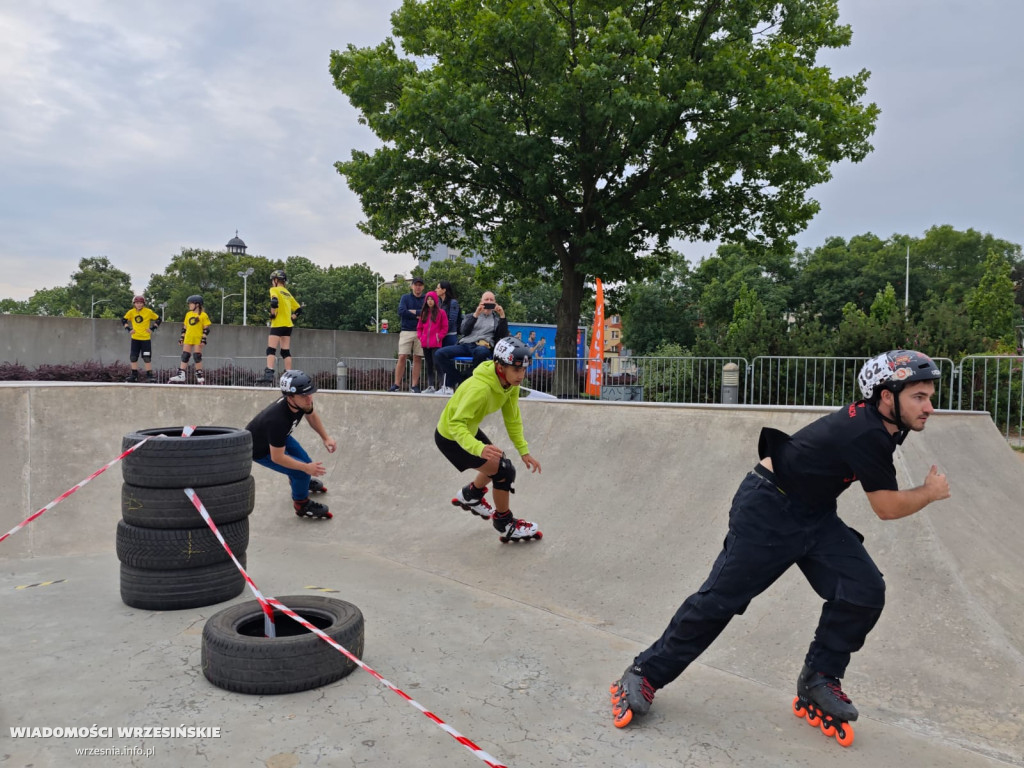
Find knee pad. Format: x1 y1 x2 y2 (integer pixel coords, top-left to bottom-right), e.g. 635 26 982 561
129 352 140 363
489 456 517 492
280 349 291 359
141 351 152 363
266 346 277 356
192 352 202 363
180 351 191 363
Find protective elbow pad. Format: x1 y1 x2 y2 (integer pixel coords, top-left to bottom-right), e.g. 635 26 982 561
489 456 517 492
270 296 279 309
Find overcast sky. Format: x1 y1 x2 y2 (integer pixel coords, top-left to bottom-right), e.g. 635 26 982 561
1 1 1022 301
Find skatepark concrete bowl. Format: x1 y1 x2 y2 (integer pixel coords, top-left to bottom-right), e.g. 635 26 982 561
2 382 1022 767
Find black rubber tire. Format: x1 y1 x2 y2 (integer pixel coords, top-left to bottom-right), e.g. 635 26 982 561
120 556 246 611
121 427 252 488
121 476 255 529
202 595 364 695
115 518 249 570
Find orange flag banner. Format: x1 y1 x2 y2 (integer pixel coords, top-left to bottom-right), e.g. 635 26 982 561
585 278 605 397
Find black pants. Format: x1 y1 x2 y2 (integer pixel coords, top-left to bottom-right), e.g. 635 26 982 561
635 466 885 688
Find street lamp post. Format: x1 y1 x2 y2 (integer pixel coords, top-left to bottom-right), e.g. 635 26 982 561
375 275 385 332
90 296 110 318
220 290 241 324
238 268 255 326
158 302 167 322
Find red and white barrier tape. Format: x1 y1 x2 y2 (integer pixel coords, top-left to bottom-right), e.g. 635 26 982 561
181 425 196 437
184 487 508 768
183 488 275 637
1 437 153 544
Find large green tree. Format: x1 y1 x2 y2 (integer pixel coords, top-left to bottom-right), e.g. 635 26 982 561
67 257 134 317
331 0 878 390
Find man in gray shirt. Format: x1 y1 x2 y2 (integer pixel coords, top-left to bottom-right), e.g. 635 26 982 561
434 291 510 392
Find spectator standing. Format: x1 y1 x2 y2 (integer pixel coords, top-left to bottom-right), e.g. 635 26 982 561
417 290 449 393
434 291 508 393
259 269 303 384
389 277 426 392
436 280 461 347
122 295 160 383
169 295 211 384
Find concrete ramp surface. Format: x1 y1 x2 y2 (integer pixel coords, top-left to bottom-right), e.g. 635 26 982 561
1 383 1022 767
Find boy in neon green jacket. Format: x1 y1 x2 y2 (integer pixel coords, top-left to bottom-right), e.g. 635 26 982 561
434 337 543 542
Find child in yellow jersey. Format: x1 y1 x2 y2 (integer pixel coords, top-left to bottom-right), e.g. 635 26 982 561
122 296 161 382
259 269 303 384
169 295 212 384
435 336 543 543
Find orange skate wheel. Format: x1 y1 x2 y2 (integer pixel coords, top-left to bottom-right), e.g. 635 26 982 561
805 710 821 727
613 708 634 728
834 723 854 747
792 697 806 718
820 721 836 737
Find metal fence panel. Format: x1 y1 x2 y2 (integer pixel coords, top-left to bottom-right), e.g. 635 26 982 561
957 355 1024 446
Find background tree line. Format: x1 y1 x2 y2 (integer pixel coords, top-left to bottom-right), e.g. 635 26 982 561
2 223 1021 364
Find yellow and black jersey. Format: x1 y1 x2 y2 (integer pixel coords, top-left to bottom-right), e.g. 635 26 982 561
122 307 160 341
269 286 301 328
180 311 212 345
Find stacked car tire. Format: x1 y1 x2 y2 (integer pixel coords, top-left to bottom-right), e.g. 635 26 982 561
117 426 254 611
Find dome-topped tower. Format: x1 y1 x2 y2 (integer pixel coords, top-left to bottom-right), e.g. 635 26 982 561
226 230 247 255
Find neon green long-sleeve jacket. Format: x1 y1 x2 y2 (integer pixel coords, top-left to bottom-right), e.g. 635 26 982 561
436 361 529 457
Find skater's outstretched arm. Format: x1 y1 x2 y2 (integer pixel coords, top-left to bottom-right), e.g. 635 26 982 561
522 454 541 474
866 465 949 521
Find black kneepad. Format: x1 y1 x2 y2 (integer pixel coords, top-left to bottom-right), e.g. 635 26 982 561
280 349 291 359
490 456 517 492
180 351 191 363
192 352 202 363
141 351 151 363
266 346 277 356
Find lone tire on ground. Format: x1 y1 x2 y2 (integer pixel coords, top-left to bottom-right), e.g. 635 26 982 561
121 477 255 529
202 595 364 695
120 557 246 611
121 427 252 488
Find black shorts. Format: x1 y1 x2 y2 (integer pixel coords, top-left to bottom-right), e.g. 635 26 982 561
129 339 152 357
434 428 491 472
269 326 293 337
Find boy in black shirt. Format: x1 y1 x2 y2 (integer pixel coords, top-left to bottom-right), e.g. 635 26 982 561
611 350 951 743
246 370 337 519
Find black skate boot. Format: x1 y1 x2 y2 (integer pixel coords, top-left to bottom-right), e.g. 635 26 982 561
258 367 275 385
308 478 327 494
610 665 655 728
491 510 543 543
792 664 857 746
144 371 156 383
451 483 493 519
125 370 139 383
294 498 332 520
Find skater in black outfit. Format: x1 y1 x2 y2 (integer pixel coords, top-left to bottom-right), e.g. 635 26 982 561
611 350 952 745
245 370 337 520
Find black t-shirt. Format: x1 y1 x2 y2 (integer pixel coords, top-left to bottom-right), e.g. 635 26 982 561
245 397 305 460
761 402 900 506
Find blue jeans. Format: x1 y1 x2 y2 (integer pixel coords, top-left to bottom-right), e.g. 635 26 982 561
254 435 313 501
434 343 492 388
634 466 885 688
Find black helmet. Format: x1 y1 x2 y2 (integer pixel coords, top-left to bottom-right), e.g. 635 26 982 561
187 294 203 306
280 369 316 395
858 350 941 439
493 336 531 368
858 350 941 401
270 269 287 283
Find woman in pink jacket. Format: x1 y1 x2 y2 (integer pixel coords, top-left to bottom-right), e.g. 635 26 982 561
417 291 449 393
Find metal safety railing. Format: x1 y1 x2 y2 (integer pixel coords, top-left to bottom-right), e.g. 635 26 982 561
152 352 1024 444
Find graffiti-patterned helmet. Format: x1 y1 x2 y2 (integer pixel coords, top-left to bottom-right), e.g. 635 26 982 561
858 350 941 401
493 336 531 368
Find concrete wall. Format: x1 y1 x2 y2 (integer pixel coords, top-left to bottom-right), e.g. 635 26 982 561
0 314 398 368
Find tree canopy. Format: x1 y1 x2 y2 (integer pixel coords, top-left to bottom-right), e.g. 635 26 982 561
331 0 879 391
